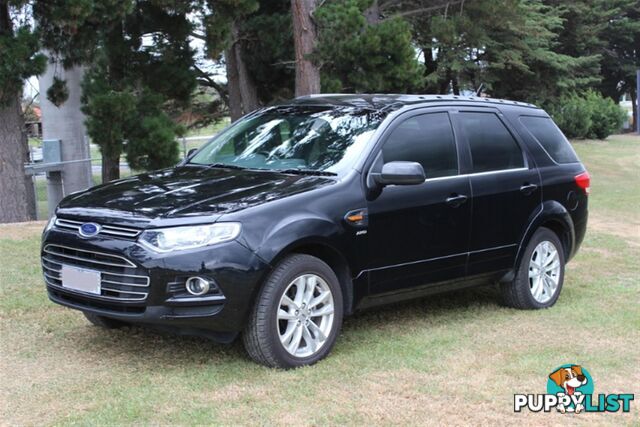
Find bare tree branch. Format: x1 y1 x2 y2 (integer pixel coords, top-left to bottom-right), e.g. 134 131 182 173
385 1 464 20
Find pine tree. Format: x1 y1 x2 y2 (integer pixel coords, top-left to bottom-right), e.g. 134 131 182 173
408 0 602 103
34 0 197 182
598 0 640 126
315 0 423 93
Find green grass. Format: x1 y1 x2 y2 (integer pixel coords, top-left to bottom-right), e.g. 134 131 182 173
185 118 230 138
2 134 639 425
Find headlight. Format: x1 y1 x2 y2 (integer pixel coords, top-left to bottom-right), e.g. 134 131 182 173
43 215 57 234
138 222 241 253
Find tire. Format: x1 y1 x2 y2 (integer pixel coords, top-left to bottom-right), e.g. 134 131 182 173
500 227 566 309
243 254 344 368
83 312 128 329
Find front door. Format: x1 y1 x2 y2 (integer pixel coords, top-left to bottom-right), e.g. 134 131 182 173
366 110 471 295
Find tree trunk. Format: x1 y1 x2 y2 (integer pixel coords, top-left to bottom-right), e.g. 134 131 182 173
422 46 438 93
40 59 93 194
452 77 460 95
225 47 243 122
364 0 380 25
438 69 451 94
101 151 120 183
231 22 260 115
291 0 321 96
0 94 37 223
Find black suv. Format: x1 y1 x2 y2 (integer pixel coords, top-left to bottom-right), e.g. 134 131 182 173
42 94 589 368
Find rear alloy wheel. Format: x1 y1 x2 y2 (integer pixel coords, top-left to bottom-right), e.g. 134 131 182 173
243 254 343 368
528 241 561 303
500 227 565 309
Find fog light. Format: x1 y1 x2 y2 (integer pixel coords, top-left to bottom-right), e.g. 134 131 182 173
185 277 210 296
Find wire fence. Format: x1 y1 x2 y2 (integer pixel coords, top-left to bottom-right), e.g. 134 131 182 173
29 134 215 220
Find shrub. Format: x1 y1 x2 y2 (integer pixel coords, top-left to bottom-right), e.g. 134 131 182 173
584 91 626 139
548 95 592 139
548 91 625 140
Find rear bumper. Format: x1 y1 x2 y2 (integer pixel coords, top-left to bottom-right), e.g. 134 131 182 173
42 227 270 340
570 208 588 261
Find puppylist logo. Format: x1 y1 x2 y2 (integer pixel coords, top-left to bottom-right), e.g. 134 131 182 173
514 364 634 414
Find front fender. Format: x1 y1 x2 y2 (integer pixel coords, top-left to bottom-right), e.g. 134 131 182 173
253 215 345 266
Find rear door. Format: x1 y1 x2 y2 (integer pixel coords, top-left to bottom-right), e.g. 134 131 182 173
452 109 542 275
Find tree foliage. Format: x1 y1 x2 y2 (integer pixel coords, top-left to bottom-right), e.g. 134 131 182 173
0 1 46 105
315 0 423 93
407 0 603 103
241 0 295 103
34 0 198 180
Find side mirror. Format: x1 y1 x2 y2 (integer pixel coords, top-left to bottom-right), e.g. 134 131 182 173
376 161 425 186
186 148 198 159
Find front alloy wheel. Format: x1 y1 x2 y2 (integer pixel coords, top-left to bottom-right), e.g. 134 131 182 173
277 274 335 357
243 254 343 368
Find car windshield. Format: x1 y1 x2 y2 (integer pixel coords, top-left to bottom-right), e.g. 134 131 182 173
189 106 386 175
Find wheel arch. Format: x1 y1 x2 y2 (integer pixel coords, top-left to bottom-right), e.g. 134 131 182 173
267 239 355 316
248 216 357 318
503 201 575 282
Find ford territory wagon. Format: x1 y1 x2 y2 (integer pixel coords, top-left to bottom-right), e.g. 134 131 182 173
42 94 589 368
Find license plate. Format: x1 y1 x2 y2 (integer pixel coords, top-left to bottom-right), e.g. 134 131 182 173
61 265 101 295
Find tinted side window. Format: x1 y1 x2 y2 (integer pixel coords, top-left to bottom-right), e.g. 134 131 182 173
382 112 458 179
459 112 524 173
520 116 579 163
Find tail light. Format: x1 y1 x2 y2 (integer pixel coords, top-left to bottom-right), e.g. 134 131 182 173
575 171 590 195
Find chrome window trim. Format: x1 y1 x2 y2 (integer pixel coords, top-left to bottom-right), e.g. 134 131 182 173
421 167 530 183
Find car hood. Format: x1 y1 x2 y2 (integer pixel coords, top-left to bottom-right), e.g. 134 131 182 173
57 166 336 223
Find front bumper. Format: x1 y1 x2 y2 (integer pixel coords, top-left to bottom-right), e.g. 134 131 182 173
42 227 270 341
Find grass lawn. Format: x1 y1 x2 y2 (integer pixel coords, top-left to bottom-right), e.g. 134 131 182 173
1 134 638 425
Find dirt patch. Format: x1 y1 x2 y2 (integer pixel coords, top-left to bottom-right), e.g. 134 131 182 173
588 214 640 247
0 221 46 241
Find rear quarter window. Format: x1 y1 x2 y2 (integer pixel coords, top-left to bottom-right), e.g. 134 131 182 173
520 116 579 163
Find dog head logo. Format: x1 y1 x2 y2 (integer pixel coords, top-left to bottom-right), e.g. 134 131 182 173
549 365 588 396
546 364 594 413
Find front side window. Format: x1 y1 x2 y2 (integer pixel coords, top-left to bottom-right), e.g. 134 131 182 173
381 112 458 179
190 106 386 175
459 112 525 173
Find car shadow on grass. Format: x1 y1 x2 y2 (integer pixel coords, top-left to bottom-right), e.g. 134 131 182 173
66 283 504 371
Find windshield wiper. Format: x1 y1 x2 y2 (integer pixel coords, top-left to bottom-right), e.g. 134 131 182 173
205 163 249 170
277 168 337 176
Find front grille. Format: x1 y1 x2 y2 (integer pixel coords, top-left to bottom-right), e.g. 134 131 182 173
42 244 149 302
54 218 141 239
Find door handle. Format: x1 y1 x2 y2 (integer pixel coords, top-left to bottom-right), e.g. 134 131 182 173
445 194 468 207
520 183 538 195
